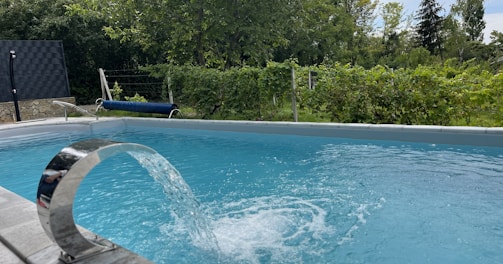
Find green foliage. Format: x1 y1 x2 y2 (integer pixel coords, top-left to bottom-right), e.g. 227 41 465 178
144 61 294 120
68 0 295 68
111 81 123 101
145 61 502 126
219 67 262 119
124 93 148 103
415 0 444 55
2 0 502 123
452 0 485 42
258 61 293 118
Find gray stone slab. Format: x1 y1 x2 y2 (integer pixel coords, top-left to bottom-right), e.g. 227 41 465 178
0 187 31 210
0 219 55 259
0 241 24 264
0 186 152 264
0 201 37 230
25 244 62 264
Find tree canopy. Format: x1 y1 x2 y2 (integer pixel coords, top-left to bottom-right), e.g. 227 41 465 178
1 0 502 105
415 0 444 56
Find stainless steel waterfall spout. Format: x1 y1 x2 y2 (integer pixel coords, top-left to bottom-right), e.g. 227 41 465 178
36 139 157 261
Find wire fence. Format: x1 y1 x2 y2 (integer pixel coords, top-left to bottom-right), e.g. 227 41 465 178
104 69 164 101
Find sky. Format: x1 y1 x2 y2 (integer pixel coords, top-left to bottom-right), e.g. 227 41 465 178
379 0 503 43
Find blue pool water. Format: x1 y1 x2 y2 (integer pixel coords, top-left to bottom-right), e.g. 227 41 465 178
1 126 503 263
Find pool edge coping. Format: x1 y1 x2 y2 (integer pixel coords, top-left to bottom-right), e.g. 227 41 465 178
1 117 503 147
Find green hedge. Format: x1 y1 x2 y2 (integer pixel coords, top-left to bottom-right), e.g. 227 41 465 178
144 60 503 126
145 62 292 120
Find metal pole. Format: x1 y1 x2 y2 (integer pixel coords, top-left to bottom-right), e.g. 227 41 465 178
168 76 174 104
9 50 21 122
98 68 113 101
291 67 298 122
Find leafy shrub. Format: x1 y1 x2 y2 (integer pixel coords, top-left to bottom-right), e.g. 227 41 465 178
111 81 123 100
124 93 148 102
144 61 502 126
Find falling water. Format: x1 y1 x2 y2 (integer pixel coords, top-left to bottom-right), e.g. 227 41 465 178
125 149 368 263
127 151 220 253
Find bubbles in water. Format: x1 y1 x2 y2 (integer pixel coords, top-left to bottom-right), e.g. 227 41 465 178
337 198 386 246
205 196 335 263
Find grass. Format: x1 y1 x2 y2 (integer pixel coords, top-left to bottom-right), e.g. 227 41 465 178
72 103 500 127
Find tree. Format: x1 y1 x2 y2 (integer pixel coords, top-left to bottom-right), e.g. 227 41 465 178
214 0 295 68
381 2 404 41
70 0 296 69
488 31 503 70
341 0 379 65
274 0 355 65
0 1 33 39
415 0 444 56
379 2 406 65
443 14 469 62
452 0 485 42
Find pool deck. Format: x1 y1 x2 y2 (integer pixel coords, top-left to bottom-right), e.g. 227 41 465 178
0 186 152 263
1 117 502 263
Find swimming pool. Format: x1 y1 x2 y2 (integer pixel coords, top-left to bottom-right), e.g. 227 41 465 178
1 118 503 263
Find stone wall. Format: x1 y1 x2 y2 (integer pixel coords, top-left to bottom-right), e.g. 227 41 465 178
0 97 76 123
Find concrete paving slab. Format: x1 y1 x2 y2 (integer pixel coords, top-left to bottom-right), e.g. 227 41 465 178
0 219 55 260
0 241 24 264
0 186 152 264
0 201 37 230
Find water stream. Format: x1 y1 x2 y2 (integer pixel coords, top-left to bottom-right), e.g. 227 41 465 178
126 150 341 263
128 151 221 254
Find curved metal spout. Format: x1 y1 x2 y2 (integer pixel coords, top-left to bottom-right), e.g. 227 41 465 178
36 139 157 259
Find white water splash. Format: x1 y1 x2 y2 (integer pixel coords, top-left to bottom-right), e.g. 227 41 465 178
205 196 335 263
127 150 386 263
